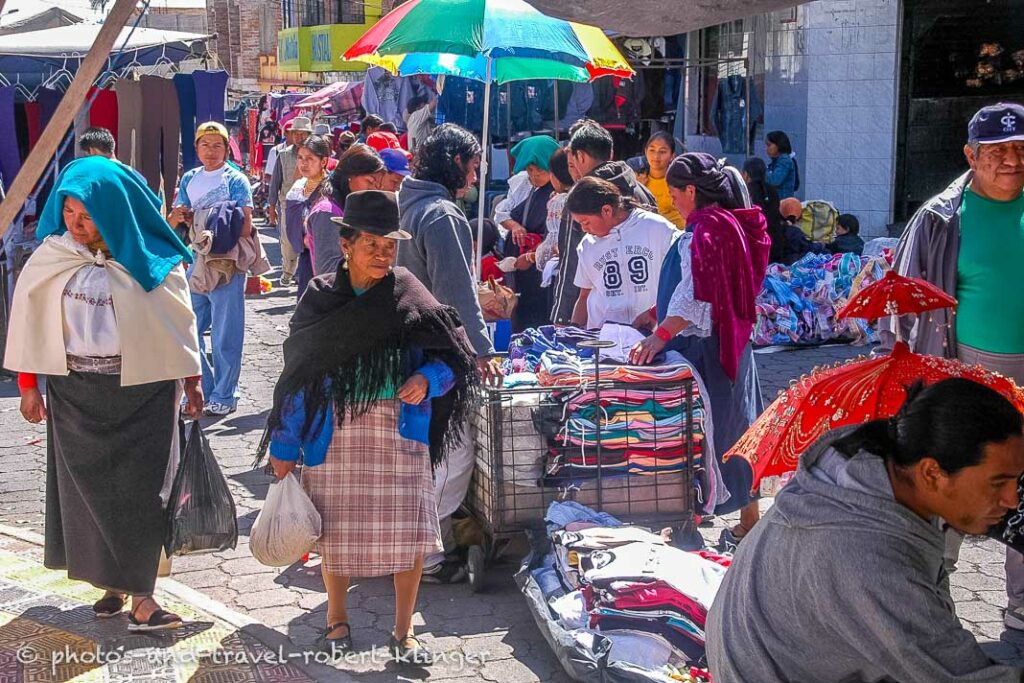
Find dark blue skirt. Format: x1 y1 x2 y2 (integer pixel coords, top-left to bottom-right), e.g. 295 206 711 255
667 334 762 514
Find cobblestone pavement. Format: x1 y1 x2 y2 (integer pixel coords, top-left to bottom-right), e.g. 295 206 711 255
1 221 1023 681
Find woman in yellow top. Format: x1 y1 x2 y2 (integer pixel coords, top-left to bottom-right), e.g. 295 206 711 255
642 132 685 229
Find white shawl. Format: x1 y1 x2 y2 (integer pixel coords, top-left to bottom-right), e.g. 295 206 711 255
4 236 202 386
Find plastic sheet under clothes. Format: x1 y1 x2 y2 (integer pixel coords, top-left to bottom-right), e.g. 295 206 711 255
516 529 688 683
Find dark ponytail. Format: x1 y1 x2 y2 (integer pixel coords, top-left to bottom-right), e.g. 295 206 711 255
833 378 1023 475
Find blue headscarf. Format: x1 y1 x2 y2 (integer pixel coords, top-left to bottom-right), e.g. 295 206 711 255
511 135 561 175
37 156 192 292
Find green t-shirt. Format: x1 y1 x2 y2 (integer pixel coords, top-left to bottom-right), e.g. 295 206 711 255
956 189 1024 353
353 286 398 400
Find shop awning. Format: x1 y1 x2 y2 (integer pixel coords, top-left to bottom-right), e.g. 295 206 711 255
0 24 212 95
0 24 210 56
527 0 806 37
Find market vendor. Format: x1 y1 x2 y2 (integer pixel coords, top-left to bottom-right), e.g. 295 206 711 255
629 153 769 533
707 379 1024 683
567 176 678 330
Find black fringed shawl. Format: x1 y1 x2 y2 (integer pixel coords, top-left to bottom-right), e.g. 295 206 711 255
257 266 478 468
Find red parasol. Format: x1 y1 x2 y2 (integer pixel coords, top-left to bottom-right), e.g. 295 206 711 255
837 269 957 321
726 341 1024 487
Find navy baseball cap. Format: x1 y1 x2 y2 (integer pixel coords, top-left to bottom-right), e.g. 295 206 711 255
968 103 1024 144
380 148 412 176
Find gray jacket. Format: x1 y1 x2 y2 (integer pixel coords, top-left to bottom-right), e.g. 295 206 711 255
881 172 972 358
397 177 493 356
268 144 298 209
706 426 1022 683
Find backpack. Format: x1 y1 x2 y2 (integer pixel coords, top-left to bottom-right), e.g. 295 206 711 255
799 200 838 243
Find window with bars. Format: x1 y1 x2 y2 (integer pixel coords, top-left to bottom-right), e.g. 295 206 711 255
301 0 323 26
337 0 365 24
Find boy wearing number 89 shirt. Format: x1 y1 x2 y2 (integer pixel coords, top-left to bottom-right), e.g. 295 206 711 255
569 177 679 330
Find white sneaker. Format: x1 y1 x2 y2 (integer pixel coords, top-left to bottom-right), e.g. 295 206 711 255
1005 605 1024 631
280 275 294 287
203 402 236 417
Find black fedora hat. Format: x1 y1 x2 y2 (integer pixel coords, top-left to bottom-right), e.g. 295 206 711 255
330 190 411 240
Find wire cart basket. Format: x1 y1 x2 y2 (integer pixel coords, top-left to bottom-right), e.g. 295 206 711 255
466 376 703 591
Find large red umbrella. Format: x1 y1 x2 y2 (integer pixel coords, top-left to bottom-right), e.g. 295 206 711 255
837 269 957 321
726 341 1024 486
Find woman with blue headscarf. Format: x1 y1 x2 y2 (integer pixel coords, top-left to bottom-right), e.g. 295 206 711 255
4 156 203 632
502 134 560 331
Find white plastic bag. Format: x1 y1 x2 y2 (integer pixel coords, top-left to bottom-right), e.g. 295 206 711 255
250 473 322 567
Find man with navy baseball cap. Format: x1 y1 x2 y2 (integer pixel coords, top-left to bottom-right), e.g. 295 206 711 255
885 101 1024 630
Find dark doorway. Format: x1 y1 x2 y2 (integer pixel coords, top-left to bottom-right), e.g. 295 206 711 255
894 0 1024 221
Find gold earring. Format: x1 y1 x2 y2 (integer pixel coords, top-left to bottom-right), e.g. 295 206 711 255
342 254 349 270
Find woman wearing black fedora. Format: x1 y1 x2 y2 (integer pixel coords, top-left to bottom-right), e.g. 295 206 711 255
260 190 478 665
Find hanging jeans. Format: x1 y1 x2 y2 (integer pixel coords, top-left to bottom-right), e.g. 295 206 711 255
138 76 180 213
193 70 228 124
0 87 22 191
174 73 198 170
191 271 245 408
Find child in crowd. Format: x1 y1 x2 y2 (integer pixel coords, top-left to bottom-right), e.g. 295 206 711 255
829 213 865 255
776 197 828 265
475 218 506 282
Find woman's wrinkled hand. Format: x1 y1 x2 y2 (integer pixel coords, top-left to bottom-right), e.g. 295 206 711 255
398 373 429 405
268 455 296 480
477 356 505 388
509 222 529 248
20 388 46 424
629 334 667 366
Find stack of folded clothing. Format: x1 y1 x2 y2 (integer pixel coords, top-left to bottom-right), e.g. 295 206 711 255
525 501 718 681
536 351 696 387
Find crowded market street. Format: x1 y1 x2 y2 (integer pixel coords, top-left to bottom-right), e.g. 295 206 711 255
0 225 1022 682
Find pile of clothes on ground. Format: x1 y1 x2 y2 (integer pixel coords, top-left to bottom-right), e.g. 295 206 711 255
753 251 891 347
519 501 718 682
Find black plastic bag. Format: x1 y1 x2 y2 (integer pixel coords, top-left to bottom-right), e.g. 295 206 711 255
164 421 238 555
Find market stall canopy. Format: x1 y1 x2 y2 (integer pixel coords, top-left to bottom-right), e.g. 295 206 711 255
0 24 211 94
0 24 210 56
527 0 806 37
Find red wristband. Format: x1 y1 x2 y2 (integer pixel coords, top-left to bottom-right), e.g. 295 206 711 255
18 372 38 392
654 326 673 343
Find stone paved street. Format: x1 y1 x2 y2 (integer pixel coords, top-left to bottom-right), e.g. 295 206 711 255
2 222 1024 681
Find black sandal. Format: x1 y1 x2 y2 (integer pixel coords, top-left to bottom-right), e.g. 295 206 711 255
389 634 434 666
127 598 182 632
92 594 126 618
318 622 353 656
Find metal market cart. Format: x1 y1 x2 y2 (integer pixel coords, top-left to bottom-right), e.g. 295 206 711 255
465 369 703 591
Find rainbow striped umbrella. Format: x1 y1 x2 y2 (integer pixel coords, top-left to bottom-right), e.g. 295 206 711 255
343 0 633 84
343 0 633 272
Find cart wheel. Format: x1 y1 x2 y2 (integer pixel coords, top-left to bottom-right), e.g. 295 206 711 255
467 545 486 593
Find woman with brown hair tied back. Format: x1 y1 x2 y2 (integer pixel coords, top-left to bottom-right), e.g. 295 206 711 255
259 190 478 666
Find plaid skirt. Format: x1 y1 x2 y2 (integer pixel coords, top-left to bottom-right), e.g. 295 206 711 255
301 400 442 576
